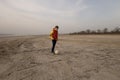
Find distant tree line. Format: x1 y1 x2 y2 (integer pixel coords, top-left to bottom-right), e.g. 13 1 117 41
69 27 120 35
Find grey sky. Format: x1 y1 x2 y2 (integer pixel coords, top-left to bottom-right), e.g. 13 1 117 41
0 0 120 35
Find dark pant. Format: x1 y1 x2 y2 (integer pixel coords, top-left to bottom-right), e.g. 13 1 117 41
51 40 57 53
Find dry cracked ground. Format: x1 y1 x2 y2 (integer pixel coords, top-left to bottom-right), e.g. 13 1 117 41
0 35 120 80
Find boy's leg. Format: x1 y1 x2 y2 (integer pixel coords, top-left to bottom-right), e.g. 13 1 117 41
51 40 56 53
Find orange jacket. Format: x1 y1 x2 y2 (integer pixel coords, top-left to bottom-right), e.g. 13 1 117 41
49 28 58 40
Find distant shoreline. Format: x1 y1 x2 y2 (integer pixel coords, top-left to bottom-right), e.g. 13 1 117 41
0 34 49 39
0 34 13 37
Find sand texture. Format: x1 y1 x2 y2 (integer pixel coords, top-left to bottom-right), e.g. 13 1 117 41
0 35 120 80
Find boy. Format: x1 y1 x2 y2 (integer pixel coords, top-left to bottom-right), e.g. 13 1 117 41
49 26 59 54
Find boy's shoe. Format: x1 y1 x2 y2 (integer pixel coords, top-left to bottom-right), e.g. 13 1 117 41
51 51 55 54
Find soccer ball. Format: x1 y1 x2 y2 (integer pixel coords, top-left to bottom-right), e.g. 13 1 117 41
55 50 59 55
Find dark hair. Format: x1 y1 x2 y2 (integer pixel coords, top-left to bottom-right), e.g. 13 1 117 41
55 26 59 29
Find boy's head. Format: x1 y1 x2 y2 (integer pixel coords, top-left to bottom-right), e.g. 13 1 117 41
55 26 59 30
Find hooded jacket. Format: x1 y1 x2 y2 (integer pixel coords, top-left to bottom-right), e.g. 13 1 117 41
49 28 58 40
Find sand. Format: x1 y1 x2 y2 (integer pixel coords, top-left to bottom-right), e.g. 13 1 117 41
0 35 120 80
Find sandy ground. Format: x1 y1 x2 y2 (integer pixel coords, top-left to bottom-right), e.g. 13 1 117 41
0 35 120 80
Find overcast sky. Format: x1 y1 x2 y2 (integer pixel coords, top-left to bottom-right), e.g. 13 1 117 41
0 0 120 35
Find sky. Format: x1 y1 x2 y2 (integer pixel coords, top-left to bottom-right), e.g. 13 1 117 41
0 0 120 35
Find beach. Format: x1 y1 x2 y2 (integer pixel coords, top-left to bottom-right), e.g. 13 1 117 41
0 35 120 80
